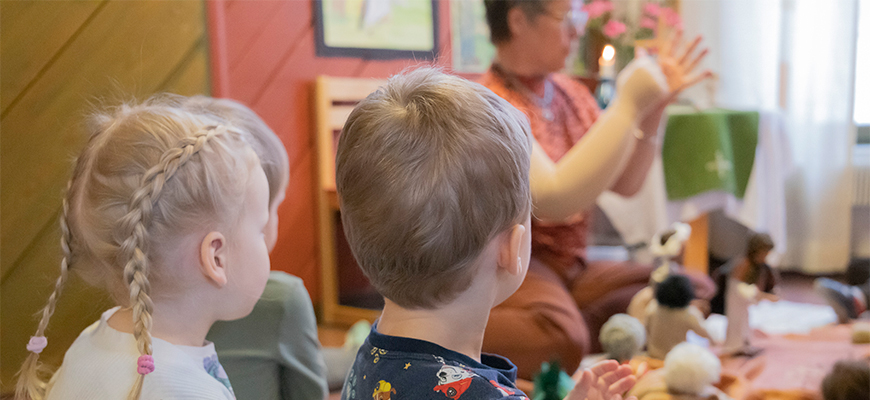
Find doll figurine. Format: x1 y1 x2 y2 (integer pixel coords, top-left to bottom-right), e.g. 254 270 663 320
646 275 712 359
721 233 779 356
627 223 692 323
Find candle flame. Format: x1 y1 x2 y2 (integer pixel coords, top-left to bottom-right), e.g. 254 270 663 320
602 45 615 61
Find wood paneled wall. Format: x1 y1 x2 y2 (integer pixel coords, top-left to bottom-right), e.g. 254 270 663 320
211 0 453 304
0 0 209 390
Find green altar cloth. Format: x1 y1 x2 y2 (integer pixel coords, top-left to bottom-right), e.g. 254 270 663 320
662 106 759 200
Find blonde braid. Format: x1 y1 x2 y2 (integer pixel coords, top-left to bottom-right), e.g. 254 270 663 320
15 179 76 400
119 126 223 400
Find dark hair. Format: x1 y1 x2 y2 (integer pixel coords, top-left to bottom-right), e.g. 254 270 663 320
484 0 549 45
747 233 774 258
655 274 695 309
821 360 869 400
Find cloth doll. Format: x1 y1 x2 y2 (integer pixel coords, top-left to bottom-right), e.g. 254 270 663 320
628 343 733 400
722 233 778 356
646 275 712 359
628 223 692 323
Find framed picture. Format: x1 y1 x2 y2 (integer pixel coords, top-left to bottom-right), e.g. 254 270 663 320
450 0 495 73
314 0 439 60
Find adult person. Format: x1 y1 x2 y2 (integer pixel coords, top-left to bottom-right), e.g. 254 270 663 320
479 0 716 378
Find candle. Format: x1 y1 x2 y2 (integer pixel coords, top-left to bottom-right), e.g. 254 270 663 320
599 44 616 80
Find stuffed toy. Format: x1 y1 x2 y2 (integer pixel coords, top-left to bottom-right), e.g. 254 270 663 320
532 360 575 400
628 223 692 323
600 314 647 363
646 275 712 359
628 343 732 400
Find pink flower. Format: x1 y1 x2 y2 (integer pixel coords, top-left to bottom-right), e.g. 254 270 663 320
602 20 626 38
643 3 661 17
582 0 613 20
662 8 682 28
639 16 657 30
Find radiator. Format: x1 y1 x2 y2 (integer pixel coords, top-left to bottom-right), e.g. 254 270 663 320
857 167 870 206
856 145 870 206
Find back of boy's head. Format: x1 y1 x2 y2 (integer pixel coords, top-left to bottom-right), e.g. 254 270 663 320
821 360 869 400
335 67 531 309
181 96 289 205
17 94 257 400
655 274 695 309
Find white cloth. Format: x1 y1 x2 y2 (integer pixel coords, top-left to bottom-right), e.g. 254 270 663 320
597 111 792 264
46 307 235 400
679 0 858 273
779 0 858 273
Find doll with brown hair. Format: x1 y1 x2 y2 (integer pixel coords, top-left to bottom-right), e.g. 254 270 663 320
728 234 779 297
720 233 779 356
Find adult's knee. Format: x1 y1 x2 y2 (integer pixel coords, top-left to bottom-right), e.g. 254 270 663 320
484 307 591 380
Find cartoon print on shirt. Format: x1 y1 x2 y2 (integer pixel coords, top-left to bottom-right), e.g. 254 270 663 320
489 380 520 397
202 354 234 394
373 380 396 400
370 347 388 363
433 365 475 399
343 368 358 400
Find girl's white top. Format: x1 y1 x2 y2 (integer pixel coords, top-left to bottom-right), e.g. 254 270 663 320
46 307 235 399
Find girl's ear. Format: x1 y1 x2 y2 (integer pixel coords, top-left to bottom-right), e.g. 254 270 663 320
498 224 526 276
200 231 228 287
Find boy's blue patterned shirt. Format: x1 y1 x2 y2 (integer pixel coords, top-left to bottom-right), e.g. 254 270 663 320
341 323 529 400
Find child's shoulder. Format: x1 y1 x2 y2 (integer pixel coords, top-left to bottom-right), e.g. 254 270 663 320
48 308 234 399
342 335 529 400
257 271 311 310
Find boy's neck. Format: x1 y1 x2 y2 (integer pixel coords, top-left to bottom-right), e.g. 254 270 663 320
377 296 493 362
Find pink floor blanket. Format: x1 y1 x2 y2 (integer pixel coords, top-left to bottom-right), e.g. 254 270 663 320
721 324 869 399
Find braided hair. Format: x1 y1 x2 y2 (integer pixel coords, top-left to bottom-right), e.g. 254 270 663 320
16 95 254 400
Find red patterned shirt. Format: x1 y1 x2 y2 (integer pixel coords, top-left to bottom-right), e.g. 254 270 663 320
480 68 601 278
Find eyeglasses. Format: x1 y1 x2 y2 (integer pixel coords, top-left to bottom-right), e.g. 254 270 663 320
543 8 586 32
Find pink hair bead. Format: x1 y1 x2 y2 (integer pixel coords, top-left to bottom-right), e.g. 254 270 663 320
26 336 48 354
137 355 155 375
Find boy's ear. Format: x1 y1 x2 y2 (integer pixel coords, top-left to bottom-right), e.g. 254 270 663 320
199 231 228 287
498 224 526 276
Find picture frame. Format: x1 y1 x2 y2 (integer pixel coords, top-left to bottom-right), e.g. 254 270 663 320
450 0 495 73
314 0 439 60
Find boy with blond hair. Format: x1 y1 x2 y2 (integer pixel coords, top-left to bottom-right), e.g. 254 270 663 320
336 67 635 400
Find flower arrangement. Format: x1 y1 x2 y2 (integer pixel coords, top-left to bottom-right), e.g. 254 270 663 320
577 0 683 76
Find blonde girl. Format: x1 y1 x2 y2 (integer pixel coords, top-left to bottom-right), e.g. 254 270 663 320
183 96 331 399
16 95 272 399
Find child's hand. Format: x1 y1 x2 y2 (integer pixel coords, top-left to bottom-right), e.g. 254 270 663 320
564 360 637 400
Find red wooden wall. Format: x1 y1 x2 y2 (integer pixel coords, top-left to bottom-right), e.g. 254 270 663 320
207 0 453 303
